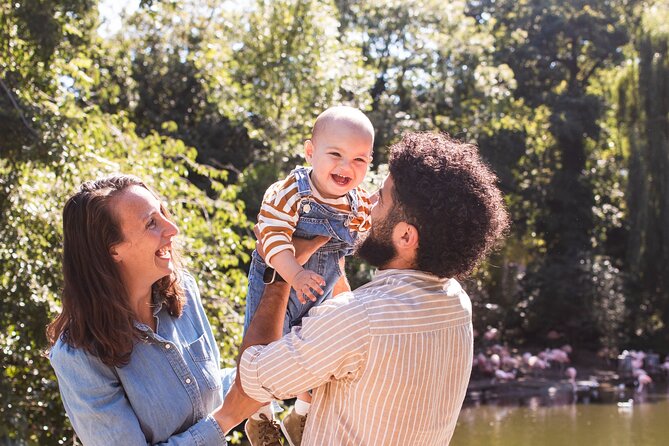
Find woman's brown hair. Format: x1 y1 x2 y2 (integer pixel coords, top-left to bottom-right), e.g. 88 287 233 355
46 175 185 367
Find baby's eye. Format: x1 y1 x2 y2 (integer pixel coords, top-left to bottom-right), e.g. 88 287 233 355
329 152 342 157
355 157 368 163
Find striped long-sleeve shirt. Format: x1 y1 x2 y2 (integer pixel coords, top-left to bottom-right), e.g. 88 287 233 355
256 170 372 266
240 268 474 446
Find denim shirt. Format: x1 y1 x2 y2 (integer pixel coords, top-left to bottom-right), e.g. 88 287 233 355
50 272 228 446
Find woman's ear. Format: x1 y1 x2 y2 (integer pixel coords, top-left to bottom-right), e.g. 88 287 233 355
109 244 123 263
304 140 314 162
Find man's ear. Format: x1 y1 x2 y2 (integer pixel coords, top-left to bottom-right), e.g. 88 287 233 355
304 140 314 162
393 222 419 250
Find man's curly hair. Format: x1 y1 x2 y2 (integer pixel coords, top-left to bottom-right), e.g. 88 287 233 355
389 132 509 279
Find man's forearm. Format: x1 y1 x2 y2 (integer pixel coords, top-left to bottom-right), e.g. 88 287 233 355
218 233 329 433
217 281 292 434
215 377 263 434
239 280 292 359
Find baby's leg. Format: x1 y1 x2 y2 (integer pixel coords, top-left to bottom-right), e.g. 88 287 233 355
281 392 311 446
297 391 311 403
244 251 268 334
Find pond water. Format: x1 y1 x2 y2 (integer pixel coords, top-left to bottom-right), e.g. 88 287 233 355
451 389 669 446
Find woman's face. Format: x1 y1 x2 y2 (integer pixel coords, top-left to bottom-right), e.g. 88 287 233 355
110 185 179 290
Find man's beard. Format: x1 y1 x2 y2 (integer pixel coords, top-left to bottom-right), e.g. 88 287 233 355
354 214 398 268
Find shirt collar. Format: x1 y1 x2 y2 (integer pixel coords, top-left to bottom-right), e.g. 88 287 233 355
371 268 451 286
151 289 167 316
133 290 167 333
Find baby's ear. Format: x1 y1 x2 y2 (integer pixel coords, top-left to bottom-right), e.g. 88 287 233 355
304 140 314 162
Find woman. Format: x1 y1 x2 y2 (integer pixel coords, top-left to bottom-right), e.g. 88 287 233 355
47 175 229 445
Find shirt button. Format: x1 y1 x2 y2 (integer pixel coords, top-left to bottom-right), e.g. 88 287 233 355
165 344 171 349
185 378 192 384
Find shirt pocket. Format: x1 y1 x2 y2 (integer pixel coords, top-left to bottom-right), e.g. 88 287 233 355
185 334 221 391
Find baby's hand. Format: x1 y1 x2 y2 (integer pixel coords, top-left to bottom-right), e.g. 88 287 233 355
291 269 326 304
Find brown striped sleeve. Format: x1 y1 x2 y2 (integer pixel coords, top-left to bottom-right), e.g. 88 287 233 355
256 174 301 266
349 186 372 232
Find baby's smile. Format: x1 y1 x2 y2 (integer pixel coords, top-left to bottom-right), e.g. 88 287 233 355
331 173 352 186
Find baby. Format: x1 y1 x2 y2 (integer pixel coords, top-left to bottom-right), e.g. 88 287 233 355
243 105 374 446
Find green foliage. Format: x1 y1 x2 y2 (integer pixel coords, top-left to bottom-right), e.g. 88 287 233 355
472 0 636 346
615 0 669 346
228 0 373 158
1 2 251 443
0 111 253 443
336 0 518 159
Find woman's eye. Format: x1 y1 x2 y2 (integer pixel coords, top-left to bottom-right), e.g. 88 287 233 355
146 218 156 229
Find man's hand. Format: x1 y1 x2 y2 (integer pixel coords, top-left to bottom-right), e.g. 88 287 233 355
214 377 263 434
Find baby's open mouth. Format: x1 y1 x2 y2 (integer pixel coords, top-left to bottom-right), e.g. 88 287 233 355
331 174 351 186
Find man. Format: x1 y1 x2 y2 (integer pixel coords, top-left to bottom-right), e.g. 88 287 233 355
217 132 509 445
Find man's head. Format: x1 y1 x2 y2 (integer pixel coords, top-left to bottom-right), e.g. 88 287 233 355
356 132 509 278
304 106 374 198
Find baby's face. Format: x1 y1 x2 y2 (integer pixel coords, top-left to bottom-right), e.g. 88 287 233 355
305 123 373 199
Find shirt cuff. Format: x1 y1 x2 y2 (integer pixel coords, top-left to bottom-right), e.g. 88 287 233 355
188 414 227 446
265 244 295 269
239 346 275 403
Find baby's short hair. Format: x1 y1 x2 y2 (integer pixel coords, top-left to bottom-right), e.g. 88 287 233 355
311 106 374 144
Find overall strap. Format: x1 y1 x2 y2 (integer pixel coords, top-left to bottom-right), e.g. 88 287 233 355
292 166 313 198
347 187 360 214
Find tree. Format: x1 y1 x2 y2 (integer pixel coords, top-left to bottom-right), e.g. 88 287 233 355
473 0 634 346
335 0 518 159
1 2 252 442
616 0 669 347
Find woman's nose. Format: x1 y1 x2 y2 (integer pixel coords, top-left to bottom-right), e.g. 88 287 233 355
164 218 179 237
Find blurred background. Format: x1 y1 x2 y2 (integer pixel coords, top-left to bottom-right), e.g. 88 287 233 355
1 0 668 444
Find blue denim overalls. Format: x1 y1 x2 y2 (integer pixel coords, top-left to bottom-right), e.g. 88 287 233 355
244 166 362 335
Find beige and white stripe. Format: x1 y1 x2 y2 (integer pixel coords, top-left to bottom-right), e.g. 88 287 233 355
240 268 473 446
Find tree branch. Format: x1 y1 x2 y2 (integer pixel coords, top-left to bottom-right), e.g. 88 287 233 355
0 77 39 139
581 59 603 86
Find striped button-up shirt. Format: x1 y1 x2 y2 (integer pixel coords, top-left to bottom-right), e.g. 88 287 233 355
240 268 473 445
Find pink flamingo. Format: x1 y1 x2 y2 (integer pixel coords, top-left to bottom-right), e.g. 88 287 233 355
494 369 516 382
635 370 652 393
565 367 577 392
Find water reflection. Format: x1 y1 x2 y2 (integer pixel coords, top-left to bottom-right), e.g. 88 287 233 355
452 384 669 446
